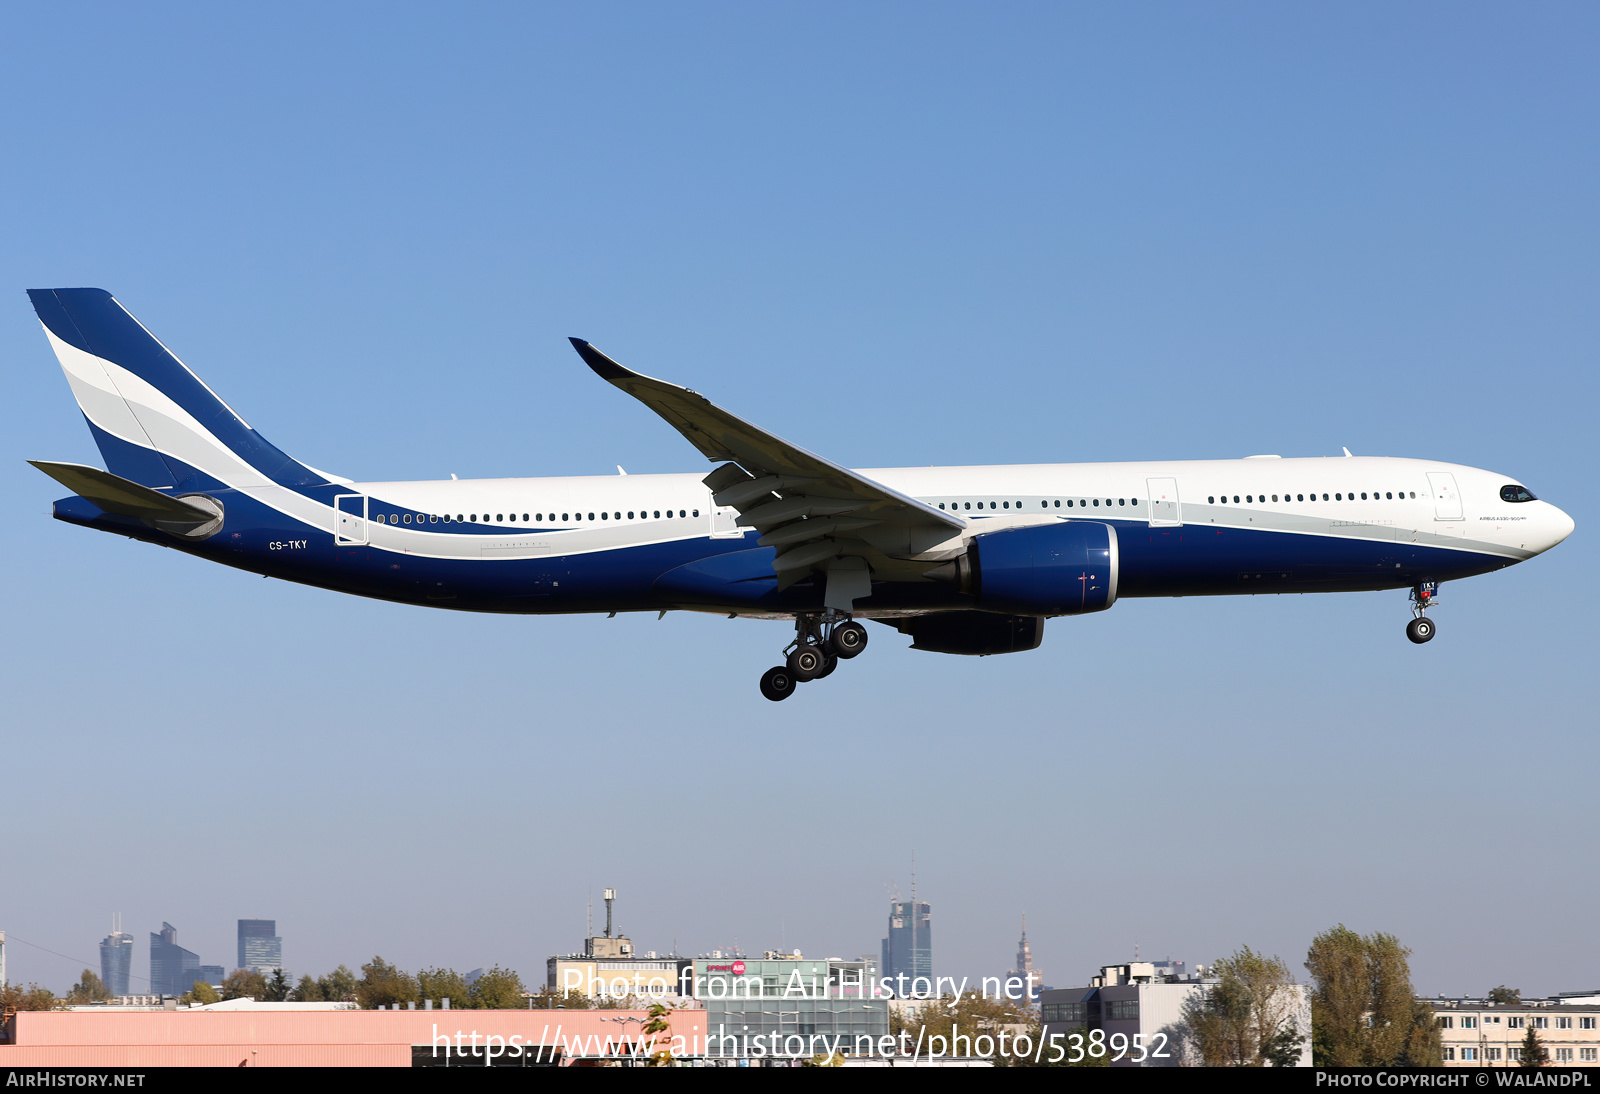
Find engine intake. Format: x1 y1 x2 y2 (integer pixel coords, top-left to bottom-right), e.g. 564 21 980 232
928 521 1118 617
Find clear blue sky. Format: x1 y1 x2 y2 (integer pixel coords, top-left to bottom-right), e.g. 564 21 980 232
2 3 1595 997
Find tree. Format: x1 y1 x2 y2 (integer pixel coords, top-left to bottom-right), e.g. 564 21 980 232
469 966 526 1010
291 974 322 1002
263 968 291 1002
0 982 60 1011
1305 925 1421 1067
641 1002 674 1066
356 956 417 1009
64 969 112 1005
416 967 470 1009
1399 1001 1443 1067
1184 947 1303 1066
318 966 358 1003
221 968 268 1002
185 980 220 1005
1488 986 1522 1005
1519 1023 1548 1069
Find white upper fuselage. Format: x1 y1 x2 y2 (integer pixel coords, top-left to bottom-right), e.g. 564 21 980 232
345 455 1574 564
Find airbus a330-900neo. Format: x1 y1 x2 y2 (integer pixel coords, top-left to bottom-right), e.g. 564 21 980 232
27 289 1574 700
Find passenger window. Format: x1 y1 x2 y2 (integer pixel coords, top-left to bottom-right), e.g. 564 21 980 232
1118 498 1125 506
654 510 661 518
1246 496 1252 504
693 509 700 517
1271 495 1278 502
1054 500 1061 507
1092 499 1100 507
1003 501 1009 509
1067 500 1074 507
1208 496 1215 504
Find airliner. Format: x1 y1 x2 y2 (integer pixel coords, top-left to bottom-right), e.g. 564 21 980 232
28 288 1574 701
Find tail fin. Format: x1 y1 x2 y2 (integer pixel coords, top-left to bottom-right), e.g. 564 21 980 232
28 288 326 490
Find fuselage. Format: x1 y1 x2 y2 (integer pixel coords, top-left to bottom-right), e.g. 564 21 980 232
54 454 1574 617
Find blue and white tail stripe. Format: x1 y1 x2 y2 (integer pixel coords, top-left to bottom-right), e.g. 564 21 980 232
29 288 327 491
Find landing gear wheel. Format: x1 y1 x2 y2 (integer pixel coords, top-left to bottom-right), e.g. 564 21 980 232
1406 617 1436 644
829 621 869 659
815 654 838 679
787 643 827 681
760 666 796 701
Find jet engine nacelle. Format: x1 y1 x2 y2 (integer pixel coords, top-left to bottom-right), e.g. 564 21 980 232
932 521 1119 617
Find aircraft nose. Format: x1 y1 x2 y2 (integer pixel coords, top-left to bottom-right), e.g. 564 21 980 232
1544 504 1575 550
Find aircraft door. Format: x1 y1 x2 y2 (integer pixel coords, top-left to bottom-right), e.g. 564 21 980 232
334 493 368 544
710 494 745 538
1426 472 1463 521
1147 477 1182 527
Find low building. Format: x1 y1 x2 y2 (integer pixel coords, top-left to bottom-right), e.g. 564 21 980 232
546 955 694 1001
693 953 889 1057
1042 961 1311 1068
1431 998 1600 1066
0 1007 708 1067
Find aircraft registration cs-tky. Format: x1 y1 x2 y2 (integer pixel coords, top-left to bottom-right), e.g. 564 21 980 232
28 289 1575 700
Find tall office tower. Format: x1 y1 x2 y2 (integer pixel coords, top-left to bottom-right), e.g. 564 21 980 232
881 901 932 988
99 916 134 997
237 919 282 972
1013 913 1043 996
148 922 200 997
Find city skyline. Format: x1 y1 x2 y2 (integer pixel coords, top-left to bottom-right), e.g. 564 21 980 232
2 4 1595 999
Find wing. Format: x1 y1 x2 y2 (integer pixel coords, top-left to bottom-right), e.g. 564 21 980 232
569 339 967 588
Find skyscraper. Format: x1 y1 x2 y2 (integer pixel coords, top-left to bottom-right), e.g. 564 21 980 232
149 922 200 997
99 917 134 997
237 919 282 972
881 900 932 989
1013 913 1043 997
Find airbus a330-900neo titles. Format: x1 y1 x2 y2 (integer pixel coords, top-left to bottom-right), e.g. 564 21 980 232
28 289 1575 700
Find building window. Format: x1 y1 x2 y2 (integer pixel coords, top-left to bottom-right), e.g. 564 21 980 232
1508 1017 1524 1029
1461 1017 1477 1029
1460 1048 1476 1061
1555 1048 1573 1063
1487 1048 1502 1061
1581 1017 1596 1030
1437 1016 1454 1029
1557 1017 1573 1030
1582 1048 1597 1063
1534 1017 1548 1030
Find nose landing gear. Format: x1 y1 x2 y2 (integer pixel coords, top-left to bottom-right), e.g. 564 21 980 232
759 611 869 701
1406 582 1438 644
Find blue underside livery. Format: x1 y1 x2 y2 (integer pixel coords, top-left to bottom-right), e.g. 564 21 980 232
48 496 1510 615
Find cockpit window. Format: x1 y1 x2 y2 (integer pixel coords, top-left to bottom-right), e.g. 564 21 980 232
1500 484 1537 503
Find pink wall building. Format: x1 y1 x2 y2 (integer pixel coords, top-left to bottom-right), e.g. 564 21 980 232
1 1007 709 1067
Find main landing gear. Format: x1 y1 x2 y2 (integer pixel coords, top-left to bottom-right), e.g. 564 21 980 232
1406 582 1438 644
759 611 869 701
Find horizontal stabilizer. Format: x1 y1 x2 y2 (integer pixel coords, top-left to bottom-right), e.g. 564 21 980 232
29 461 217 523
